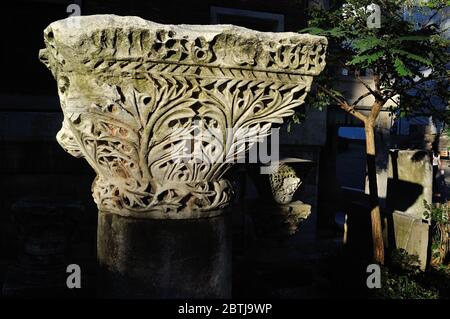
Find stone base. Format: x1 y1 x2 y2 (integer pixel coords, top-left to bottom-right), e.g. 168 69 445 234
97 211 231 298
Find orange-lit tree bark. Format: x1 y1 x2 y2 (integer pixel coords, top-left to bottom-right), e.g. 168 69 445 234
320 77 386 264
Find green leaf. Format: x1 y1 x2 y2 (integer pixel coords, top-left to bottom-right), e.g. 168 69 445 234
300 26 347 38
330 89 345 98
287 121 293 133
395 35 430 42
394 57 414 77
299 27 326 35
353 37 385 53
347 51 384 66
391 49 433 66
328 27 347 37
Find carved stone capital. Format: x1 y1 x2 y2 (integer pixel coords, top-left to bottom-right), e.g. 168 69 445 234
40 15 327 219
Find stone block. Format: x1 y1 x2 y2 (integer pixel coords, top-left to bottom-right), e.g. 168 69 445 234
387 150 432 219
392 212 429 270
386 150 432 270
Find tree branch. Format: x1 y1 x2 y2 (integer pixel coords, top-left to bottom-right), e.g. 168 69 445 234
351 91 372 107
388 96 400 108
356 75 383 101
369 99 385 123
394 74 447 95
340 101 368 123
318 84 367 123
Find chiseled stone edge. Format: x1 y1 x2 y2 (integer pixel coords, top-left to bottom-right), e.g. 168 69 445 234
39 15 327 77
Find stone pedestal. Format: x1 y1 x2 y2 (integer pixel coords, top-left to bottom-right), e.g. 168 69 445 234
40 15 326 297
97 211 231 298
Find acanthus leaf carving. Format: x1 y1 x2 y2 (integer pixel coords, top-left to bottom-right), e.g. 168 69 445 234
40 15 327 219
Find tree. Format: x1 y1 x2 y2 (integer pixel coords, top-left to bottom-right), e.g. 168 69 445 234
300 0 449 264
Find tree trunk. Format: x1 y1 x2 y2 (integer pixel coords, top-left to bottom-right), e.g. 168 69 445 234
364 122 385 265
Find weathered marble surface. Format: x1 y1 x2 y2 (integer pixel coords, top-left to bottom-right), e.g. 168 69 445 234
40 15 327 219
269 163 302 205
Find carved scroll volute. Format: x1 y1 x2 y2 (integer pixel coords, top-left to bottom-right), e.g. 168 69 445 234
40 15 327 219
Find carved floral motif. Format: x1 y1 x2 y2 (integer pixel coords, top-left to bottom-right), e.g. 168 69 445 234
40 15 327 219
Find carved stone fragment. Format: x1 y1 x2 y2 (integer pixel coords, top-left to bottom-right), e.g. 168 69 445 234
269 163 302 205
40 15 327 219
